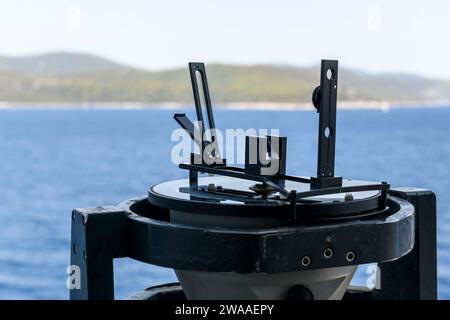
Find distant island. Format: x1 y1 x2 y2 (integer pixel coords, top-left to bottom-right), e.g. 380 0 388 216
0 52 449 109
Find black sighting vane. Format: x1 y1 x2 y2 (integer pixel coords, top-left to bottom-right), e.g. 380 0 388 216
311 60 342 188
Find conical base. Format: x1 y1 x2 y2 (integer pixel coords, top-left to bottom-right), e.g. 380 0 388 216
175 265 357 300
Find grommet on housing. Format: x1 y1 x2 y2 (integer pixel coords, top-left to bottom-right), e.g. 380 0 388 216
301 255 311 267
346 251 355 262
323 248 333 259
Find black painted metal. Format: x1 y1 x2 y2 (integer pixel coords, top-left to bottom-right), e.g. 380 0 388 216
179 163 388 200
373 188 437 300
189 62 216 141
285 285 314 300
172 165 389 222
175 62 225 167
188 62 222 163
135 196 412 270
344 188 437 300
173 113 202 149
69 192 418 299
244 135 287 177
149 176 389 221
180 163 289 196
311 60 342 188
316 60 338 178
69 188 440 300
70 206 127 300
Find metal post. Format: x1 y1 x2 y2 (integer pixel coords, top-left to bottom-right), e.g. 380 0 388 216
70 206 128 300
311 60 342 188
374 188 437 299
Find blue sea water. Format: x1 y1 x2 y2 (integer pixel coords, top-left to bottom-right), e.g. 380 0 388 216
0 107 449 299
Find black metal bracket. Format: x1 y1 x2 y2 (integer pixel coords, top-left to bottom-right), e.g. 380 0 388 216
174 113 202 150
244 135 287 177
70 206 128 300
189 62 216 141
179 163 389 200
345 188 437 300
374 188 437 299
311 60 342 188
190 62 222 165
174 62 225 174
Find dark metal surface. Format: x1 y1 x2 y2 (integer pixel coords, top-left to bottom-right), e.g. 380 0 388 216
148 175 389 221
70 206 128 300
178 164 388 199
244 135 287 177
311 60 342 188
374 188 437 299
189 62 216 143
174 113 202 149
69 188 439 300
124 195 414 273
316 60 338 179
189 62 223 164
175 62 226 168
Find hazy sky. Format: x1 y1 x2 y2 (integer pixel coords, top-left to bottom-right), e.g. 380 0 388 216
1 0 449 78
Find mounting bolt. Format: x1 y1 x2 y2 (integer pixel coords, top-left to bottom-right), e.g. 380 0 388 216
301 255 311 267
346 251 356 262
323 247 333 259
344 193 354 201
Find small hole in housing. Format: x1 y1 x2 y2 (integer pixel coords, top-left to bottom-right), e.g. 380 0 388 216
326 68 334 80
346 251 355 262
324 126 332 138
72 243 77 254
301 255 311 267
323 248 333 259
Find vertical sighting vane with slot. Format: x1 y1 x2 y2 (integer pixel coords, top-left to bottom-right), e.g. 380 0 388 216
174 62 224 167
311 60 343 188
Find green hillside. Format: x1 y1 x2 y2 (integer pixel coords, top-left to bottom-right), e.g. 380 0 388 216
0 52 123 75
0 52 449 104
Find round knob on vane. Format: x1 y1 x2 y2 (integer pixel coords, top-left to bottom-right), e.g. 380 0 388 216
312 86 321 112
